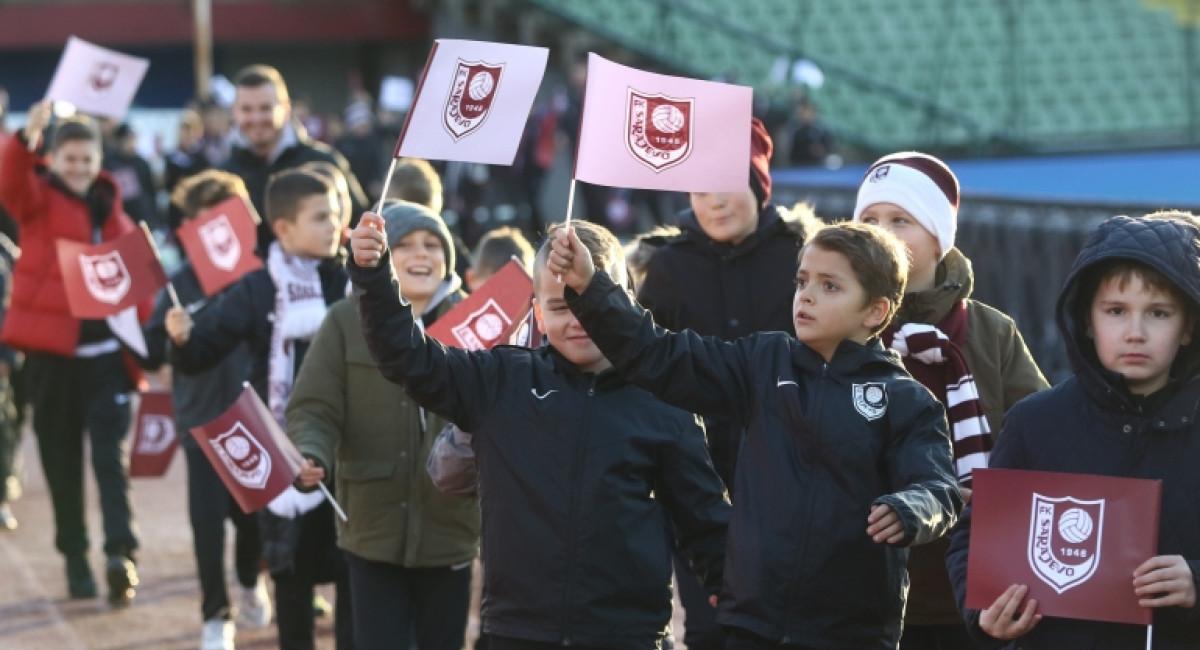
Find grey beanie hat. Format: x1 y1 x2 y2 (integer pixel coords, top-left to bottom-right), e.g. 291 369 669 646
380 200 456 279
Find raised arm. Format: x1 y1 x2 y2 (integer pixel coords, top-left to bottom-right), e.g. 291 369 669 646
348 212 500 431
0 102 53 224
168 274 260 374
549 227 756 421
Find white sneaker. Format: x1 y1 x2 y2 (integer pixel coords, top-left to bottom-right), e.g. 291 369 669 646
236 578 272 629
200 618 235 650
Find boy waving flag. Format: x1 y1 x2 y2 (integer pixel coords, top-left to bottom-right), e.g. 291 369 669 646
573 53 753 192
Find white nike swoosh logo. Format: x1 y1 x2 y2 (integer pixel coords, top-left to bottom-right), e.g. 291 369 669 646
531 389 558 400
776 378 798 388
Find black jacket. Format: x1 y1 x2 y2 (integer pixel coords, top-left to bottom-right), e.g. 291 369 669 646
222 130 367 256
169 261 347 401
638 204 812 485
349 252 730 649
142 263 249 435
948 215 1200 649
567 271 962 649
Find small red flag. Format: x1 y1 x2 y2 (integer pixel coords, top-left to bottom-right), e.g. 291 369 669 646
426 260 533 351
56 228 167 319
966 468 1162 625
129 391 177 478
190 386 303 514
176 196 263 296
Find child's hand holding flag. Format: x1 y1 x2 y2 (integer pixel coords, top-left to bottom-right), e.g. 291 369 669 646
351 211 388 269
547 226 595 293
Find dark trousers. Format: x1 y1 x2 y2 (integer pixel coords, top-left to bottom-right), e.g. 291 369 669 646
898 624 975 650
489 636 663 650
673 550 723 650
26 351 136 558
345 551 472 650
724 627 809 650
0 373 19 503
184 442 262 621
272 503 353 650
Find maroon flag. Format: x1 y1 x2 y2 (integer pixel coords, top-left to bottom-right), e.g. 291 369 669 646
176 196 263 296
190 386 303 514
56 228 167 319
426 260 533 351
129 391 177 478
507 305 542 348
966 468 1162 625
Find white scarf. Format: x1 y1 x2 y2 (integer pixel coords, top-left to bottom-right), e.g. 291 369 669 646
266 242 328 426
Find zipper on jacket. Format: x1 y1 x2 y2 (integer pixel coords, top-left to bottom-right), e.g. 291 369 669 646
781 362 828 641
560 374 597 645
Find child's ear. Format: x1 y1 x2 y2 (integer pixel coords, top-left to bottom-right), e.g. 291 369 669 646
271 217 294 242
863 296 892 331
532 298 545 332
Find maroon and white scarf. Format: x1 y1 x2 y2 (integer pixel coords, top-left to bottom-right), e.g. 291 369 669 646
885 301 991 485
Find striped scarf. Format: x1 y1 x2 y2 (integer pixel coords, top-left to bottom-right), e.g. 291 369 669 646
885 301 991 486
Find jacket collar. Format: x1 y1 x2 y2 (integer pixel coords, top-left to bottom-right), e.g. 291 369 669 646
791 336 906 377
894 247 974 325
540 346 627 391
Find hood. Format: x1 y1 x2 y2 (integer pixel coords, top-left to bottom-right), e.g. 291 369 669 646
1056 215 1200 410
894 247 973 326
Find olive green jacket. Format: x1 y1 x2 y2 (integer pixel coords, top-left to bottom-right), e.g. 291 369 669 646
896 248 1050 625
287 296 480 567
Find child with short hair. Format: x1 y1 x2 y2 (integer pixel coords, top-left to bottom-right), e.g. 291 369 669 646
166 168 351 650
141 170 270 649
0 100 146 605
853 152 1049 647
549 221 963 648
465 226 534 291
947 213 1200 648
349 214 730 650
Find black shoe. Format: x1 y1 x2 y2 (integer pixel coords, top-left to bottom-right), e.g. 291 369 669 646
0 503 16 531
66 555 97 599
105 555 138 607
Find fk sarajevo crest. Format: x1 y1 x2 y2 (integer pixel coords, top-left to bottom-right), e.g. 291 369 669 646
89 61 119 93
198 214 242 271
209 422 272 490
451 298 514 350
443 59 504 140
1028 493 1105 594
136 415 176 455
79 251 131 304
625 88 694 172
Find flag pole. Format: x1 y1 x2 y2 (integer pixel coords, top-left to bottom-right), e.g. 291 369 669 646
556 178 577 283
139 222 183 309
373 157 399 214
316 481 348 523
1146 624 1153 650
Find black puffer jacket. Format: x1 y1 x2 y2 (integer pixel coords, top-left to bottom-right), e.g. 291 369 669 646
948 215 1200 649
637 204 815 485
350 252 730 650
568 270 962 649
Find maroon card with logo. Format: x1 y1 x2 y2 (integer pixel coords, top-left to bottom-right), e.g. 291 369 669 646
966 468 1161 625
426 260 532 351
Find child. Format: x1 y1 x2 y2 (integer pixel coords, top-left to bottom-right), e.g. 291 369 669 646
349 214 730 649
0 100 145 605
142 170 270 649
465 226 534 292
290 200 480 650
946 213 1200 648
853 152 1048 647
549 221 963 648
166 168 351 650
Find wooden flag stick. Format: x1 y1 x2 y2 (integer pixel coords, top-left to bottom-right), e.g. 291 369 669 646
139 222 182 309
316 481 348 522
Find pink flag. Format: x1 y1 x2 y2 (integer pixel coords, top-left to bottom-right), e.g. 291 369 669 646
966 468 1162 625
426 260 533 351
45 36 149 121
574 54 753 193
191 386 304 514
393 39 549 165
57 228 168 319
177 196 264 296
129 391 178 478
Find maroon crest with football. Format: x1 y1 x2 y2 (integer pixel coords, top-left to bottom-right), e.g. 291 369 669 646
625 88 694 172
442 59 504 141
89 61 119 93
